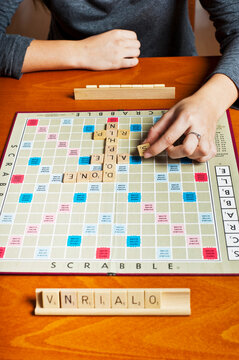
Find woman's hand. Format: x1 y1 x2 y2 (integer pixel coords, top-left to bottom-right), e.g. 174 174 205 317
143 74 238 162
22 29 140 73
75 29 141 70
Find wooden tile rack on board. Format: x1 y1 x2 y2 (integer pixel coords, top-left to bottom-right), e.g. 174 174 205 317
35 288 191 316
74 84 175 100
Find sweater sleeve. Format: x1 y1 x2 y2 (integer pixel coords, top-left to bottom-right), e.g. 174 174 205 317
200 0 239 109
0 0 34 79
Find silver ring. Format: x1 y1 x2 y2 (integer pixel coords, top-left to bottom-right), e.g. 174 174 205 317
187 131 201 140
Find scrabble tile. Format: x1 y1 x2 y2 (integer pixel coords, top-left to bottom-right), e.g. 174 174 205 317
111 289 127 308
127 289 144 308
118 129 130 139
145 289 161 309
106 137 118 146
77 171 90 182
105 145 118 154
106 123 118 130
60 290 78 308
78 289 94 308
103 170 116 182
63 172 77 183
103 163 116 172
90 171 103 182
94 130 106 140
42 290 60 308
117 153 129 164
137 143 150 156
94 289 111 308
91 154 104 164
104 154 116 163
106 129 117 137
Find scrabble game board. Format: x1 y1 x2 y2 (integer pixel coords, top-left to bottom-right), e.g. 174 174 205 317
0 110 238 274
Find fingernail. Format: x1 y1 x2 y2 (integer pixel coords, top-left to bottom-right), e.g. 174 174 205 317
144 151 152 159
142 139 148 144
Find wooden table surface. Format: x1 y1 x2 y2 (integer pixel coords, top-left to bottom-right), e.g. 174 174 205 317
0 57 239 360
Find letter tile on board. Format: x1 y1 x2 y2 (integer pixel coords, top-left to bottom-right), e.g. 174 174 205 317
103 171 116 182
60 290 77 308
91 154 104 164
106 123 118 130
90 171 103 182
145 289 161 308
105 145 118 154
127 289 144 308
111 289 127 308
94 289 111 308
117 154 129 164
118 129 130 139
63 172 77 183
78 289 94 308
42 290 60 308
106 137 118 146
77 171 90 182
104 154 116 164
94 130 106 140
103 163 116 172
106 129 117 138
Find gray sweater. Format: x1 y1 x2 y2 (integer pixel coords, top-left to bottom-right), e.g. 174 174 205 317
1 0 239 107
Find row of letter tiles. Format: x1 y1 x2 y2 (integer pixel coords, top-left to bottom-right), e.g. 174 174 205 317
37 288 190 310
216 166 239 260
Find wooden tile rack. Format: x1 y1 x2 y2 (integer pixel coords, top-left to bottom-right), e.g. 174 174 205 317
35 288 191 316
74 84 175 100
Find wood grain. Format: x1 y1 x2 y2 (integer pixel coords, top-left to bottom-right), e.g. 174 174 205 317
0 57 239 360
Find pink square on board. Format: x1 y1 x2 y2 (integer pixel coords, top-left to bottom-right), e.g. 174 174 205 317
58 141 68 148
0 247 6 258
43 214 56 223
203 248 218 260
37 126 48 133
68 149 79 156
8 236 22 246
171 224 185 234
195 173 208 182
107 117 118 123
142 203 155 213
156 213 169 223
96 247 110 259
11 175 24 184
59 203 71 213
187 236 201 247
27 119 38 126
26 225 40 234
47 133 57 141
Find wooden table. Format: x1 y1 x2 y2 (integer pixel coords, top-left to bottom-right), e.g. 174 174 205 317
0 57 239 360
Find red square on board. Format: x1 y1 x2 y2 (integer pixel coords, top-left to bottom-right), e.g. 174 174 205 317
0 247 6 258
203 248 218 260
107 117 118 123
27 119 38 126
195 173 208 182
96 247 110 259
11 175 24 184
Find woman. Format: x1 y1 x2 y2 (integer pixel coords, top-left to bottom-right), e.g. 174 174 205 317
1 0 238 162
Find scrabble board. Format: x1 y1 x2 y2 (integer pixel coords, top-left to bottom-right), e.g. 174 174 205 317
0 110 239 274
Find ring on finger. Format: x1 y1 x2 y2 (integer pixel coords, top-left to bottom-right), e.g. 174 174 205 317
187 131 201 141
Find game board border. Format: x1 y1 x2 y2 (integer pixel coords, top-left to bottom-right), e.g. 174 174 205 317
0 109 238 276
